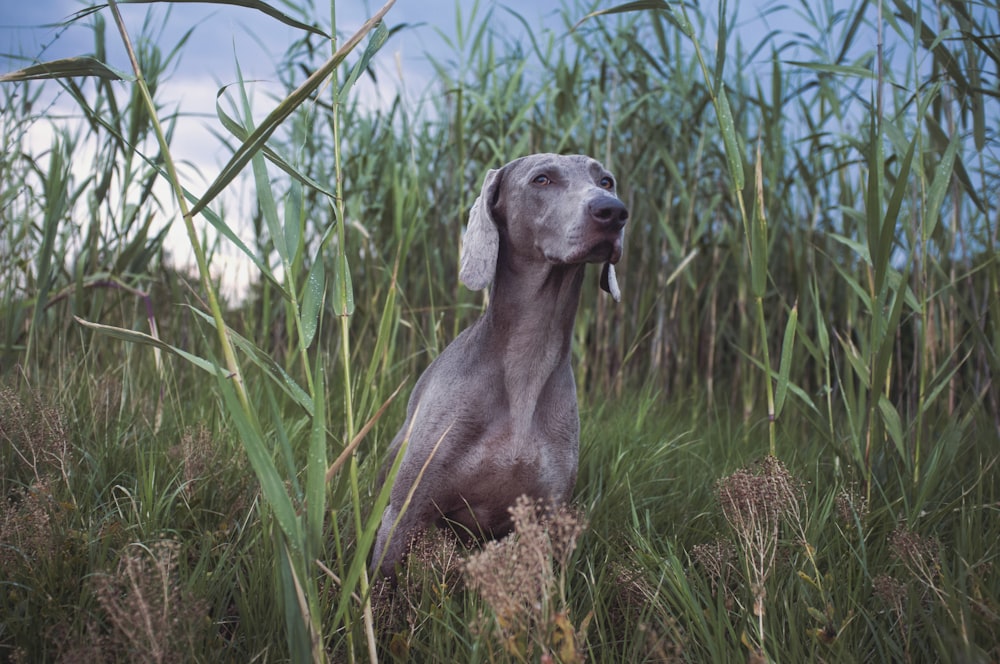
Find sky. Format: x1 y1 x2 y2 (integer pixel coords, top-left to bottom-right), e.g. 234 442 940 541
0 0 820 297
0 1 598 295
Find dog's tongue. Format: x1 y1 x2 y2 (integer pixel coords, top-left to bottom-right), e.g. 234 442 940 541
600 262 620 302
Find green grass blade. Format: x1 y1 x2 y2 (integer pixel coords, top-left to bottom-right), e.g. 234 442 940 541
120 0 330 39
233 58 287 266
715 87 744 190
338 21 389 100
877 393 906 458
332 248 355 317
774 303 798 418
750 144 767 298
27 138 72 364
871 270 912 397
300 252 326 350
922 120 961 240
783 61 875 79
73 316 226 376
218 370 302 550
285 179 304 267
713 0 728 93
306 366 327 559
188 0 396 218
739 349 818 414
874 131 917 296
332 439 407 632
185 307 313 413
0 56 128 82
574 1 691 38
265 383 304 501
276 541 317 664
214 91 337 199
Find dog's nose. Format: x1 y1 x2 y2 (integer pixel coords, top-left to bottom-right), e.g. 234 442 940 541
589 197 628 231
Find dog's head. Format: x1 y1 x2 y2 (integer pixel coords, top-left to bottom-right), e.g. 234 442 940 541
459 153 628 301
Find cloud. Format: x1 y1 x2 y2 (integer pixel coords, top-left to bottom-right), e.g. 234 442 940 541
1 1 620 301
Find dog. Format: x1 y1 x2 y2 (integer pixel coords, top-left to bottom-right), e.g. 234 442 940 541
371 153 627 577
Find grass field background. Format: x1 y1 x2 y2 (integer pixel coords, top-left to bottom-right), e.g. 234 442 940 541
1 0 998 661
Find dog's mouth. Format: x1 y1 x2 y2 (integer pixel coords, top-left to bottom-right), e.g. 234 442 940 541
586 235 624 264
541 234 624 301
592 232 624 301
550 234 623 266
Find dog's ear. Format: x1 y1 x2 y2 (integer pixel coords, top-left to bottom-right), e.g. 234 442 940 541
459 167 502 291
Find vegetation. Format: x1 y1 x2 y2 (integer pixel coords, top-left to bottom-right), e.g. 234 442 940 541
1 0 997 661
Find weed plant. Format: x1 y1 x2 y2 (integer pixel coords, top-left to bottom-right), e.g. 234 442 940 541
1 0 998 661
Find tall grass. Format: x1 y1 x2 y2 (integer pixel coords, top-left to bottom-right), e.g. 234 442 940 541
1 0 998 661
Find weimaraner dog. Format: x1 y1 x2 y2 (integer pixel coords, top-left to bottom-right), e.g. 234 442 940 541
372 153 627 577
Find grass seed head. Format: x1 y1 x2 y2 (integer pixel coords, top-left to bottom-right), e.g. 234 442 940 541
92 539 210 663
716 456 803 533
463 495 588 660
889 525 941 580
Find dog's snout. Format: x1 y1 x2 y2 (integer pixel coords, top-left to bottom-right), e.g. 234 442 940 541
589 197 628 231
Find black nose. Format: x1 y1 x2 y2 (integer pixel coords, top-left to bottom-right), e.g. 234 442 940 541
589 197 628 231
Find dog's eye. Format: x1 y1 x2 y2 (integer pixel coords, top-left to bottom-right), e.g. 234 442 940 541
599 176 615 189
533 174 551 185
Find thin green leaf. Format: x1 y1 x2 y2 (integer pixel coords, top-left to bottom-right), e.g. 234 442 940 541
185 306 313 413
873 130 917 296
713 0 728 94
339 21 389 99
236 58 287 265
872 270 912 391
305 367 327 558
265 385 304 500
878 393 906 458
891 0 970 94
285 179 304 267
217 372 302 549
333 436 405 630
811 279 829 356
333 247 354 317
783 61 876 79
119 0 329 39
300 256 326 349
737 347 818 414
827 231 873 265
716 88 744 190
775 303 798 418
924 113 987 213
29 140 71 359
0 56 128 82
750 143 767 298
833 329 870 388
923 124 961 240
214 89 337 199
276 539 314 663
188 0 396 218
864 117 883 279
74 316 227 376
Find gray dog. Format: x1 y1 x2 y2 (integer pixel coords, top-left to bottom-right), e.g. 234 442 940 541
371 153 628 577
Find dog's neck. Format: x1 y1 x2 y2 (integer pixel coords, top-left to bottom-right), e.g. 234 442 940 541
487 256 585 349
473 253 586 425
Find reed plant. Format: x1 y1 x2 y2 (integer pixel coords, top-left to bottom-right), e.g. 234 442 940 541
1 0 997 661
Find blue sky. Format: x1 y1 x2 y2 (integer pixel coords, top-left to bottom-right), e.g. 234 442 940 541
1 2 598 294
1 1 805 83
2 1 574 79
0 1 622 163
0 0 823 297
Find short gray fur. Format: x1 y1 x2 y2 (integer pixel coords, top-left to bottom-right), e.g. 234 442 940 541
372 153 628 578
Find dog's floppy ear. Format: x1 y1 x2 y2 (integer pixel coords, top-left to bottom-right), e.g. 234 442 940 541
459 167 502 291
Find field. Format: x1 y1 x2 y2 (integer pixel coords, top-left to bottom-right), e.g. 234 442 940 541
1 0 998 661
